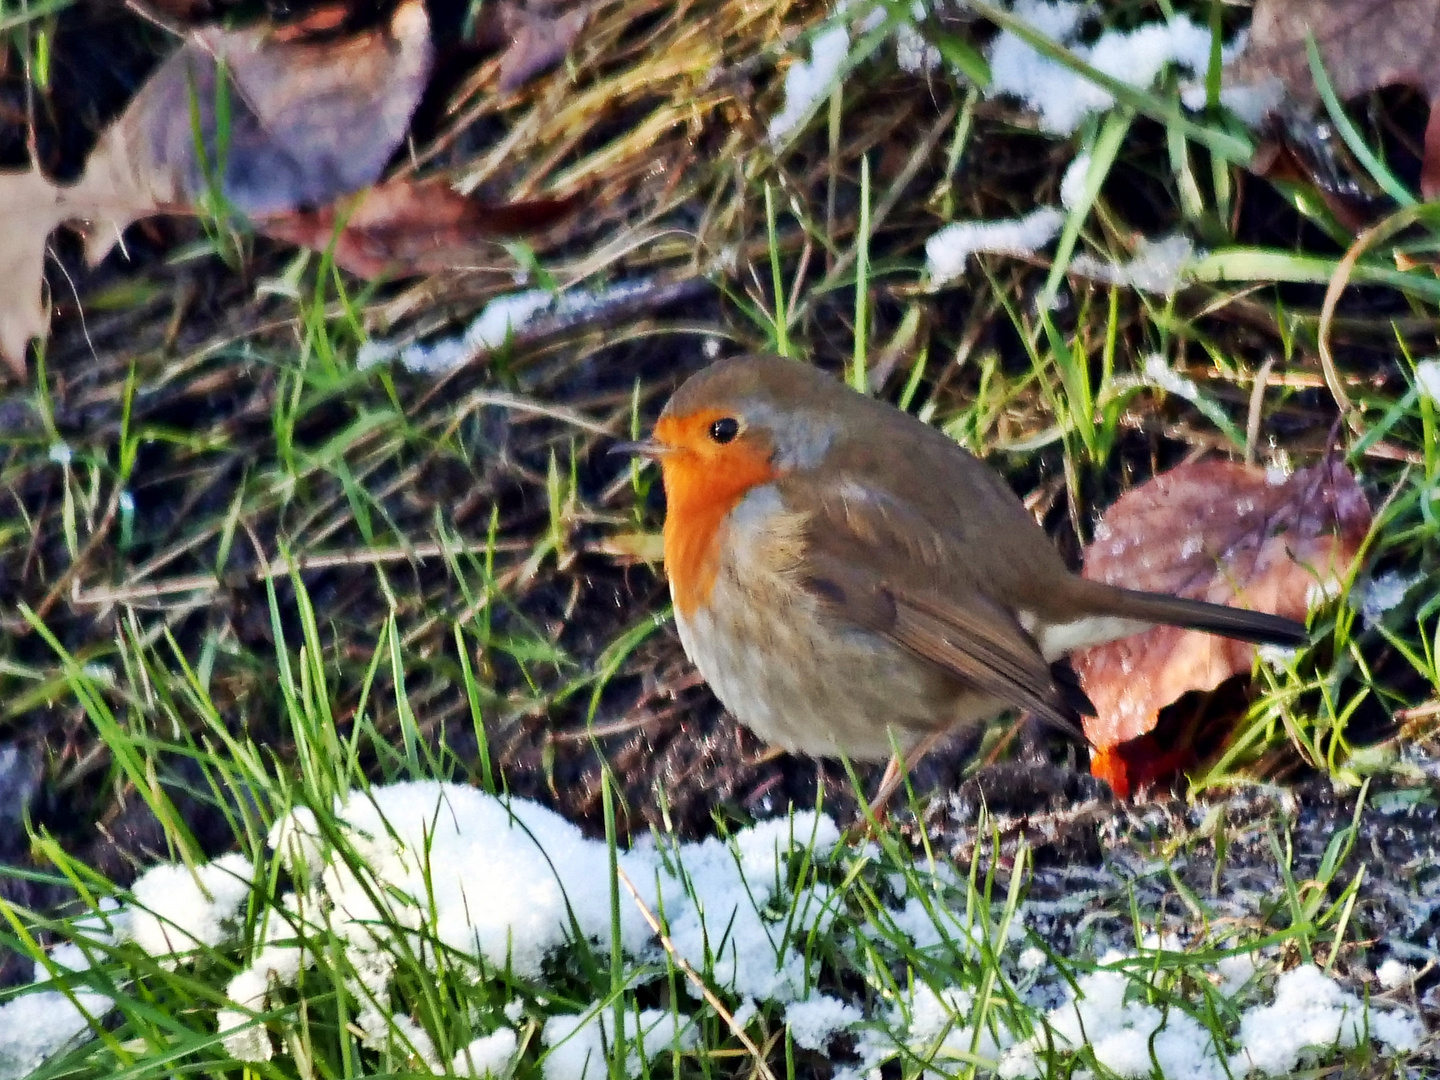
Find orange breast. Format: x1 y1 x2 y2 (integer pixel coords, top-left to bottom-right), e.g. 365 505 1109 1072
664 499 729 617
658 432 778 617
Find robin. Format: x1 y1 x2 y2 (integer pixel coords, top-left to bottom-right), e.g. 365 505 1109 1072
616 354 1307 808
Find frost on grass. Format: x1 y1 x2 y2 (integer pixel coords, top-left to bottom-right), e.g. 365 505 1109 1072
1359 570 1421 629
8 782 1428 1080
1070 233 1198 296
767 25 851 143
357 280 652 375
925 206 1064 286
1141 352 1201 402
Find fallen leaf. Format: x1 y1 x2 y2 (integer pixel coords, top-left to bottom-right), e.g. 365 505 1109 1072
0 0 432 376
1394 249 1440 274
256 176 582 277
1072 457 1372 794
1088 736 1191 801
1228 0 1440 198
0 168 67 371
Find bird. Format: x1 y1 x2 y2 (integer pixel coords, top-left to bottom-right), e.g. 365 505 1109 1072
615 354 1308 809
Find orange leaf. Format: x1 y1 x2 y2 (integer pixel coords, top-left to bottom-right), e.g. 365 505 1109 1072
1073 457 1371 763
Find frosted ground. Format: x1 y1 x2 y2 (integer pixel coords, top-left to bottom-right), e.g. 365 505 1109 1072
3 776 1434 1079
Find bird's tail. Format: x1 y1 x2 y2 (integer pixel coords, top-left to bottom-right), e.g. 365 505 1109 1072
1070 579 1308 646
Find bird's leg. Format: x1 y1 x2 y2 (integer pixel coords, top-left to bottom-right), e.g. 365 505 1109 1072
871 755 904 818
865 729 949 821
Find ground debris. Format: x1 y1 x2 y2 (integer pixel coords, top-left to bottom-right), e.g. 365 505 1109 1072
1227 0 1440 197
919 758 1440 1027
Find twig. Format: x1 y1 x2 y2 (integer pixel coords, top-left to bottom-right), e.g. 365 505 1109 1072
614 866 779 1080
1244 355 1276 466
1319 204 1428 433
68 538 532 605
28 484 123 628
440 389 620 439
1396 700 1440 722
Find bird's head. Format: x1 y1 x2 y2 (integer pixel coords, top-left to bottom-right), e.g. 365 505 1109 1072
617 354 840 512
613 355 843 609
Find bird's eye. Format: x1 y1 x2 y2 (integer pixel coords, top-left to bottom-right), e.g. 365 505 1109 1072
709 417 740 444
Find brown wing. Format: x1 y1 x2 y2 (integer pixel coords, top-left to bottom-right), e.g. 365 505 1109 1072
788 477 1084 737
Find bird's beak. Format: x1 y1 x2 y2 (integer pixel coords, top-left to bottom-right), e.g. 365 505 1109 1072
609 438 669 460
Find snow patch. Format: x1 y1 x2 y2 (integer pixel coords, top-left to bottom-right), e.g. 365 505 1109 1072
1000 963 1227 1080
1217 951 1259 996
1071 233 1197 296
1231 964 1422 1075
454 1028 518 1078
543 1008 696 1080
0 902 128 1080
987 4 1224 135
786 994 864 1050
768 26 851 142
358 281 652 375
1376 958 1415 991
127 854 254 962
926 206 1065 285
10 783 1428 1080
1415 358 1440 404
1360 571 1420 628
1059 152 1091 210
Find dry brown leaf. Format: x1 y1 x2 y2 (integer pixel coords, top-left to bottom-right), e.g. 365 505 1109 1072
256 176 582 278
0 168 68 371
1228 0 1440 197
1072 457 1371 783
0 0 432 376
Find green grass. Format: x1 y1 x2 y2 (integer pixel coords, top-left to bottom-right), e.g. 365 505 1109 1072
0 600 1427 1080
3 0 1440 1075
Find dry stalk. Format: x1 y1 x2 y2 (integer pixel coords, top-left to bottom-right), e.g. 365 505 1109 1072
614 865 780 1080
